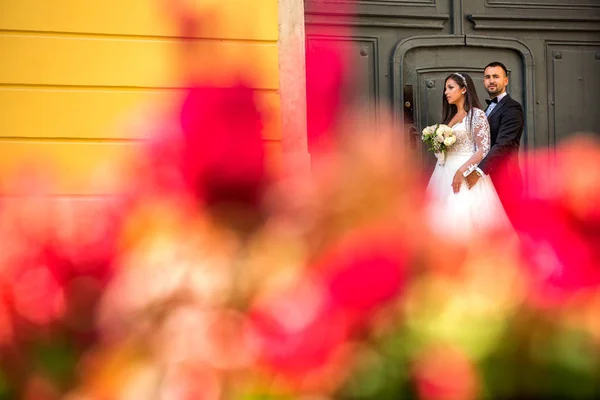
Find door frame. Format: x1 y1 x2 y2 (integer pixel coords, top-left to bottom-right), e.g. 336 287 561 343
391 34 536 151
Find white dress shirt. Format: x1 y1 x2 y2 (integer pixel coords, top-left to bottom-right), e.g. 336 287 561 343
485 91 508 117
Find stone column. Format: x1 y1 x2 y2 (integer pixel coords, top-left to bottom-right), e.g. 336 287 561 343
278 0 310 175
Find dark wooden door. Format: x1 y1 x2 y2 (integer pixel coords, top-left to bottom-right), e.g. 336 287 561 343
304 0 600 165
399 43 524 173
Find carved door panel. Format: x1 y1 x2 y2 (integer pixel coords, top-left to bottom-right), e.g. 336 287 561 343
304 0 600 158
399 43 523 174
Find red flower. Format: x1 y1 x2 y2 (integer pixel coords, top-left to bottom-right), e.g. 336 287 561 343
11 263 65 326
252 305 350 377
179 84 267 209
0 198 120 328
305 43 346 154
250 278 351 379
319 229 408 316
304 3 356 155
504 138 600 306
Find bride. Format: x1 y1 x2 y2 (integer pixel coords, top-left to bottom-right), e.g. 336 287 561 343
425 72 511 240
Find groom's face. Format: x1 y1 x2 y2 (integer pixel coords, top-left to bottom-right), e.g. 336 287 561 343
484 66 508 97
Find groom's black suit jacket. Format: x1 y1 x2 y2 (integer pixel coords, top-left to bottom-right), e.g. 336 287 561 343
479 94 524 186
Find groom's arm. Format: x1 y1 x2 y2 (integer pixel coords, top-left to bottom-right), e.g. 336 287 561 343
477 102 524 176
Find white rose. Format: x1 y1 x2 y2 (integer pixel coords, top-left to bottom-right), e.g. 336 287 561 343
422 125 435 137
436 133 445 143
443 136 456 146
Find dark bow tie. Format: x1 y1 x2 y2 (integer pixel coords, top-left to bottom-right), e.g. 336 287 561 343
485 97 499 105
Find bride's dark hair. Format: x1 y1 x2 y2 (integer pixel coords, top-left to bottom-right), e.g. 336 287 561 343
441 73 482 129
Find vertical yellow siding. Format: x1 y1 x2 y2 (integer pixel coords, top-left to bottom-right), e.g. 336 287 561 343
0 0 280 194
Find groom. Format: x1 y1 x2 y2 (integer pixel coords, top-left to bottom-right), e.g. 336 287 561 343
465 61 524 217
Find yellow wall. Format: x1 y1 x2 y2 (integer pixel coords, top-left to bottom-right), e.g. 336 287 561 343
0 0 280 194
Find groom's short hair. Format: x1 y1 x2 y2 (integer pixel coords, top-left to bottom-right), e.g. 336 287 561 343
484 61 508 77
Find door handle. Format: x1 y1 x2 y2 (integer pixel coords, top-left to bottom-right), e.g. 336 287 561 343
403 85 414 124
403 85 416 148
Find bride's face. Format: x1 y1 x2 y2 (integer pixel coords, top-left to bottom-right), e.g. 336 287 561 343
444 78 466 105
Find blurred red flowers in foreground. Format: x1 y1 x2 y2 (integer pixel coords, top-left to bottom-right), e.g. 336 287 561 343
508 139 600 308
3 124 599 399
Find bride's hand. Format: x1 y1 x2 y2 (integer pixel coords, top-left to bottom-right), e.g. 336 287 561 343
452 170 463 194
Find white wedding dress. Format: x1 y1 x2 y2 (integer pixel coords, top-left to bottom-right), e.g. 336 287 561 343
425 108 511 240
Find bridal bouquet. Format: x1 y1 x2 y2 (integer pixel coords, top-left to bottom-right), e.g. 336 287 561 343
422 123 456 165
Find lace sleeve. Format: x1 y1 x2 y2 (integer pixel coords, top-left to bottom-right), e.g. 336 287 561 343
459 108 490 176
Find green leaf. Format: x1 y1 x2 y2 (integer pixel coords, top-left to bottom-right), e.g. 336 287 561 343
33 338 78 388
0 368 15 400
